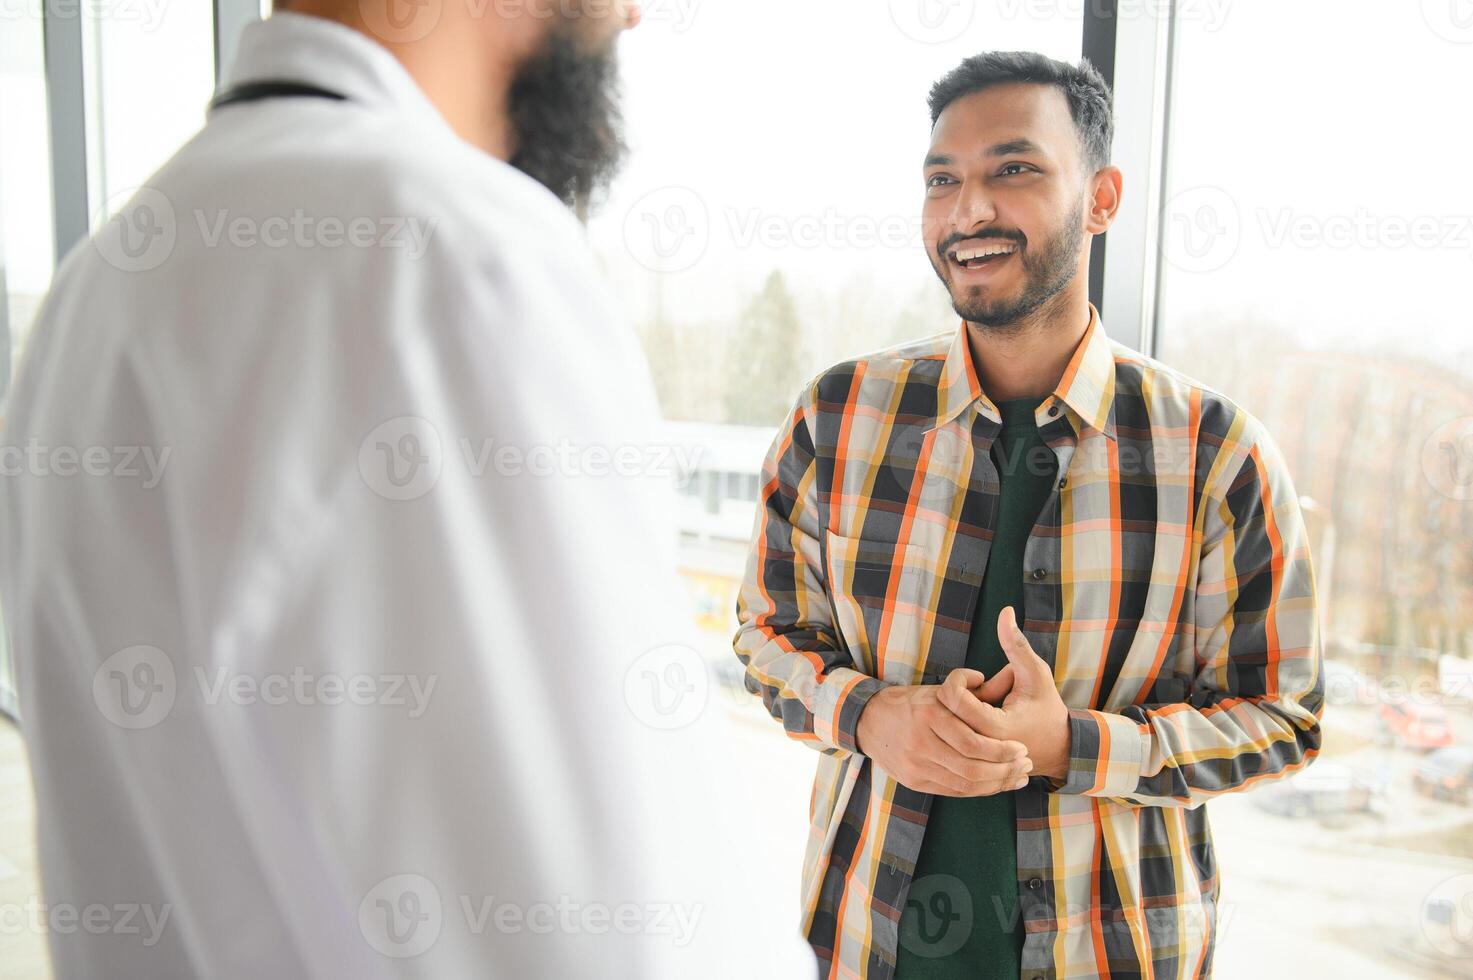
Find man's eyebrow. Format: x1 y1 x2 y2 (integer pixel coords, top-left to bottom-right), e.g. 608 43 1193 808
924 139 1044 168
987 138 1043 157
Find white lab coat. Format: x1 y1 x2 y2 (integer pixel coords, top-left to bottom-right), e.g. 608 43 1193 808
0 13 813 979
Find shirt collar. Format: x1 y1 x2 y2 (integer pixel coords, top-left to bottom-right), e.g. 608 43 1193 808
217 12 448 128
935 303 1118 441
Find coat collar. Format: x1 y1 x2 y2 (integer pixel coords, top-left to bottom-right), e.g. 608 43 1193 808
217 12 448 129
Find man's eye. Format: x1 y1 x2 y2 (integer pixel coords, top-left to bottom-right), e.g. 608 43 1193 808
927 174 956 188
999 163 1032 176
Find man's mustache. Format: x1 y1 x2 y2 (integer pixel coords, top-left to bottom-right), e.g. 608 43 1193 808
936 229 1027 261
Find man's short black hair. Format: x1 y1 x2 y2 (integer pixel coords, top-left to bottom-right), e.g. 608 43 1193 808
928 51 1114 174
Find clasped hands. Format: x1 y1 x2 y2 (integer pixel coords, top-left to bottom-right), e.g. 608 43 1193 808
854 606 1071 797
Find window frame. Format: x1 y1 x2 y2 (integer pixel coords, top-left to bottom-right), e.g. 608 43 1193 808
1084 0 1177 358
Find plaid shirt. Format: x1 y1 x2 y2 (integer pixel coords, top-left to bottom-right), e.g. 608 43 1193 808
733 305 1324 980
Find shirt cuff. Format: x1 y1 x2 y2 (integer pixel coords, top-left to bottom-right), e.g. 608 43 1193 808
1046 707 1145 797
820 669 888 755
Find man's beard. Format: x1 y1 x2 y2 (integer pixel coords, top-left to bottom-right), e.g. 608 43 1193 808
508 27 625 210
936 193 1087 329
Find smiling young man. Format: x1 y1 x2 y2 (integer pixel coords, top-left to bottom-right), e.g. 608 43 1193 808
734 52 1324 979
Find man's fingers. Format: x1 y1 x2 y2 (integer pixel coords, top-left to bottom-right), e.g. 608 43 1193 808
944 667 988 693
914 753 1034 798
938 669 994 719
928 708 1026 764
939 668 990 709
975 663 1016 705
938 680 1010 735
922 730 1031 787
906 753 976 796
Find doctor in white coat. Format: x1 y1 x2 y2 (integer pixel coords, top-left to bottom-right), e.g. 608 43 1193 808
0 3 813 978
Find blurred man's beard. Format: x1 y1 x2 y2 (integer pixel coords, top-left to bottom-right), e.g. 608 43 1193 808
940 194 1087 329
508 26 626 210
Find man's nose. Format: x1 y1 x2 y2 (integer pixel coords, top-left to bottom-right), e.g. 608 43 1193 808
953 179 997 228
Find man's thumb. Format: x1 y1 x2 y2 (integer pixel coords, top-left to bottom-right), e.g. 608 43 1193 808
997 606 1044 690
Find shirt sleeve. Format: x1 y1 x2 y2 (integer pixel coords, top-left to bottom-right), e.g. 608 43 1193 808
732 385 888 756
1047 419 1325 807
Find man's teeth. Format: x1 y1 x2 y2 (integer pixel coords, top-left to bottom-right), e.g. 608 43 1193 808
954 244 1019 262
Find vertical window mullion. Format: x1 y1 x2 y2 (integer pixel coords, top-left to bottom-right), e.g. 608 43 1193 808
42 3 90 264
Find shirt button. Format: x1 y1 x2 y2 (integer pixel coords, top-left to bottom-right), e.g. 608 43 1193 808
1057 477 1067 489
1048 405 1059 417
1031 568 1046 581
1027 877 1043 890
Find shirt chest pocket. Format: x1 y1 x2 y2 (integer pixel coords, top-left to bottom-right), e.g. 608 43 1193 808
822 530 940 683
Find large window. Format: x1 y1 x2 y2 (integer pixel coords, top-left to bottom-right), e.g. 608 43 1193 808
0 6 224 977
0 0 219 722
588 2 1085 428
1156 2 1473 974
1 13 54 398
84 1 216 214
0 6 55 729
587 0 1091 955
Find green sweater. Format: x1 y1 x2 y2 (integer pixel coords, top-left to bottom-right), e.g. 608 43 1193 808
894 395 1058 979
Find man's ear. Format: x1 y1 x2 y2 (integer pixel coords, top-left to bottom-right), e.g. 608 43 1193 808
1085 166 1123 235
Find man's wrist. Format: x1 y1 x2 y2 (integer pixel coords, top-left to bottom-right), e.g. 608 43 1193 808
835 674 890 755
1037 708 1073 780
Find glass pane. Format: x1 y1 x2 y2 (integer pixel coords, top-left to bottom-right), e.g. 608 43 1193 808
591 3 1086 431
586 0 1086 951
84 1 215 220
0 16 50 978
1157 2 1473 974
1 7 55 734
1 11 55 384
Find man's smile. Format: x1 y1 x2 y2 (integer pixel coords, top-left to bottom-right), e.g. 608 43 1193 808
945 237 1023 280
